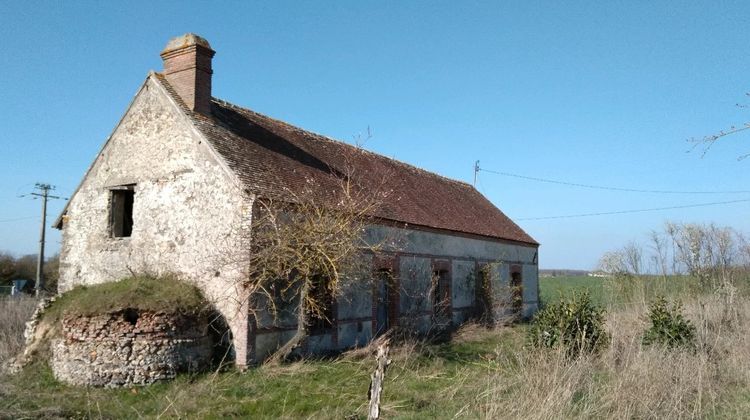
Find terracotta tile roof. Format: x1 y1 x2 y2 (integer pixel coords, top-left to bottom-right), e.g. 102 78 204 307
155 74 538 246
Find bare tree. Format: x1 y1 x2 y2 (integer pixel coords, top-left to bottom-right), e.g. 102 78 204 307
598 250 628 277
649 230 670 278
688 92 750 160
623 242 643 276
245 149 397 363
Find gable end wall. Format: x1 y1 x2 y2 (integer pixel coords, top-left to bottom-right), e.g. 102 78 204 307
59 77 254 365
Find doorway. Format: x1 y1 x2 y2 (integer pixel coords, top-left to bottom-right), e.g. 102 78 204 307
374 269 392 336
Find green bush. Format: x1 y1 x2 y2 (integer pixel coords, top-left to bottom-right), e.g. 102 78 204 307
528 292 609 357
642 296 696 349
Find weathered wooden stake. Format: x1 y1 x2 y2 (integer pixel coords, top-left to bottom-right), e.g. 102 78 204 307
367 338 391 420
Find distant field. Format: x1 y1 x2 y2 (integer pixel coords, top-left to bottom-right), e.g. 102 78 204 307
540 275 608 306
539 274 718 308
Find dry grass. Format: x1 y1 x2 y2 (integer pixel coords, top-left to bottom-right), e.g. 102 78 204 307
0 296 37 366
479 292 750 419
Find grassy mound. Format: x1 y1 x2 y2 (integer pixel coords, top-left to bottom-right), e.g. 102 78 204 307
38 275 210 341
11 276 210 367
51 275 207 317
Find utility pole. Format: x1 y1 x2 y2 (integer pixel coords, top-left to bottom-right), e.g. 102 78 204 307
473 160 480 187
29 183 61 296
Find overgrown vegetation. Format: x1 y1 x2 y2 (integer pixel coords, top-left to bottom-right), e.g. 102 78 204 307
43 275 208 322
3 280 750 418
2 272 750 418
242 147 398 362
528 292 609 357
0 296 37 366
642 296 696 349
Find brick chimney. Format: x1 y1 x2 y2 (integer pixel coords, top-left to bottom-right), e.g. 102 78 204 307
160 34 215 115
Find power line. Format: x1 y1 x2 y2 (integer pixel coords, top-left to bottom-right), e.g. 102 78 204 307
0 216 38 223
478 167 750 195
516 198 750 221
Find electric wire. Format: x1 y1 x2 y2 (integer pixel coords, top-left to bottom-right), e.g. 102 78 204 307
478 168 750 194
0 216 38 223
516 198 750 221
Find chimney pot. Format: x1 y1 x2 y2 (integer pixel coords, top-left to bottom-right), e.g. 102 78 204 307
160 34 215 115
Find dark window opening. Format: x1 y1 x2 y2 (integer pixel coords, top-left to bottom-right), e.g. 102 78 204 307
476 264 493 322
110 187 135 238
374 268 393 335
307 274 334 333
432 269 451 317
510 271 523 315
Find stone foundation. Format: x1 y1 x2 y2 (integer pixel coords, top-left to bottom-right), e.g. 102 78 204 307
51 309 212 387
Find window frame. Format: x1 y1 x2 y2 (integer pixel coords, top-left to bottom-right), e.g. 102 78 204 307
109 185 136 238
431 260 451 318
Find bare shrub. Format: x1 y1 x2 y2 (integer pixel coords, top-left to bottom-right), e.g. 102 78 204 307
0 296 37 366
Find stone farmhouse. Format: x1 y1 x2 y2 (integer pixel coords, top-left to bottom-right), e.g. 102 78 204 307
54 34 539 367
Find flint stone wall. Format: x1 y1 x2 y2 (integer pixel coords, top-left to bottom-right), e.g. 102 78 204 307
51 310 212 387
58 76 254 366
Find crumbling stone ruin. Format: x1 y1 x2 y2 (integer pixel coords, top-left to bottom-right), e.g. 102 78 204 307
51 309 212 387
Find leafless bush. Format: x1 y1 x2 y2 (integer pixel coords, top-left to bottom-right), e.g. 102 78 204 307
597 242 643 277
665 222 747 286
601 222 748 286
0 296 37 366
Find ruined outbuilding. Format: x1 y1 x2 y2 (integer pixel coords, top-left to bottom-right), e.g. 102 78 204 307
52 309 212 387
54 34 539 367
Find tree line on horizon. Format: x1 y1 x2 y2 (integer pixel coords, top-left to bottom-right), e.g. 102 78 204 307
0 252 59 294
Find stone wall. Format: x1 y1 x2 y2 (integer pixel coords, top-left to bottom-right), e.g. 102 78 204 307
51 310 212 387
58 75 254 365
251 225 539 361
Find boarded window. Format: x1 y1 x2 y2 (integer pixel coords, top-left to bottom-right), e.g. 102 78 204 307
110 186 135 238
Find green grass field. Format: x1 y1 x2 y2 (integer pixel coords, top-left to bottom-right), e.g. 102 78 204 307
1 327 525 418
540 275 608 306
539 274 712 308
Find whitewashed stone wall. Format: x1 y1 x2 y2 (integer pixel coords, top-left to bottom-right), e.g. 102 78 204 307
58 76 253 365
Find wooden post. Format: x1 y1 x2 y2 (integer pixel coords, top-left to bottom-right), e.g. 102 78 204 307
368 339 391 420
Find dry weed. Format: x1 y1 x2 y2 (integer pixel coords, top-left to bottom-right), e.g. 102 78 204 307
0 296 37 365
479 292 750 419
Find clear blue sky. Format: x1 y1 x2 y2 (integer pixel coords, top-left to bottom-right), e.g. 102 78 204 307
1 1 748 269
